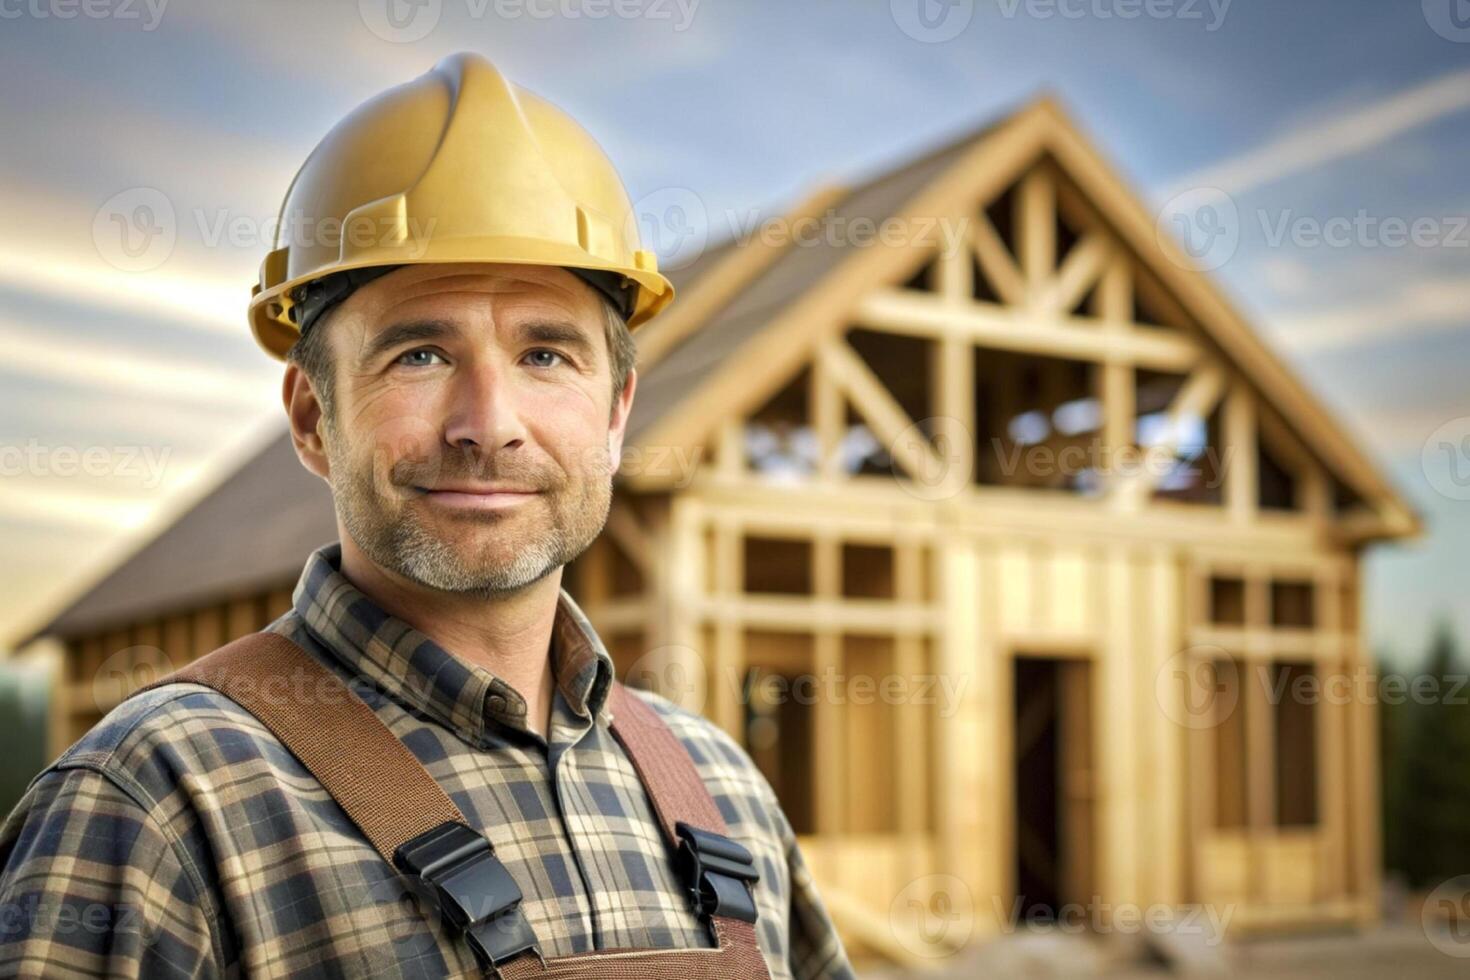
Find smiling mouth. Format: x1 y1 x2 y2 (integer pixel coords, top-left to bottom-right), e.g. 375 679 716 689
413 487 541 510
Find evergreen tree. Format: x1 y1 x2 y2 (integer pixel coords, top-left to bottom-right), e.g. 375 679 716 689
0 667 49 818
1398 620 1470 888
1378 650 1410 882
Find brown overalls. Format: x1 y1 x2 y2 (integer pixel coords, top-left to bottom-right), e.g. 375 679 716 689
136 633 774 979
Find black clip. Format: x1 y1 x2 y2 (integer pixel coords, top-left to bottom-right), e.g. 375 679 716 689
394 821 540 967
674 822 761 924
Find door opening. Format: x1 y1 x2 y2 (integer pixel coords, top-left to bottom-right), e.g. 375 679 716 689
1013 655 1095 922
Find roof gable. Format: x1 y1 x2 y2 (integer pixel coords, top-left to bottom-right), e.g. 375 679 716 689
625 97 1417 538
626 118 1000 445
20 97 1420 644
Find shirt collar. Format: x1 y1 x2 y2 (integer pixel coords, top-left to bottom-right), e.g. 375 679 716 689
290 541 615 746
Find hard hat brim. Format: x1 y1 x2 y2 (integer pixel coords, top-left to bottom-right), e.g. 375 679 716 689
250 242 673 362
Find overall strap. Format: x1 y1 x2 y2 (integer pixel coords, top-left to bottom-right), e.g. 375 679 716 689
607 683 726 838
133 632 770 979
136 632 540 968
606 685 764 925
138 631 466 858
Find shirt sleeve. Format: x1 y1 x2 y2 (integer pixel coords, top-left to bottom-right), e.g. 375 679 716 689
0 765 221 979
775 807 857 980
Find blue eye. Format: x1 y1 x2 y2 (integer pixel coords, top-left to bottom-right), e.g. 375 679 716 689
526 349 565 368
398 349 445 367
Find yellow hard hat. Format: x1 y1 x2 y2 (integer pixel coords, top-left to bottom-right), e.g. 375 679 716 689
248 51 673 360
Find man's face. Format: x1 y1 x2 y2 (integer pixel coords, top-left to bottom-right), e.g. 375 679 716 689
304 262 634 597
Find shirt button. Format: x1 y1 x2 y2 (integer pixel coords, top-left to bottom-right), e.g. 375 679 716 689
488 695 507 713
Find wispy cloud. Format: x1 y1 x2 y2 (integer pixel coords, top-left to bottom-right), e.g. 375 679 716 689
1349 402 1470 459
0 479 160 532
0 317 277 407
1167 67 1470 197
1270 274 1470 353
0 247 242 336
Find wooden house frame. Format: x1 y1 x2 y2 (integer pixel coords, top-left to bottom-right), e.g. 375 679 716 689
21 98 1417 967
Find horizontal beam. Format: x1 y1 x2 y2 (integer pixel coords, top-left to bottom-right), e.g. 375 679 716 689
855 288 1199 371
1185 627 1351 662
677 472 1343 555
698 595 940 635
579 598 653 633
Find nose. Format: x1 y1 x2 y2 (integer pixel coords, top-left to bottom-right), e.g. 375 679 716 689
441 358 528 455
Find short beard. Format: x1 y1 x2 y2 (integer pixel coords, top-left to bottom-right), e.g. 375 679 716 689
322 412 613 598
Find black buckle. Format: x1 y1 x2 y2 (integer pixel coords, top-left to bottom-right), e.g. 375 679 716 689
394 821 539 967
674 822 761 924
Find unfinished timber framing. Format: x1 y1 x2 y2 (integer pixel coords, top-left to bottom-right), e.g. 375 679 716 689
43 98 1415 969
600 102 1412 958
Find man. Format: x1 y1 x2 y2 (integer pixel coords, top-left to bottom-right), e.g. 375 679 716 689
0 53 854 979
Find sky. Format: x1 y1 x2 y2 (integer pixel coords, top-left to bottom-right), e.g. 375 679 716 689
0 0 1466 664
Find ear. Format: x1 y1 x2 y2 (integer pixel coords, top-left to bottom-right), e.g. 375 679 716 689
606 367 637 471
284 362 331 481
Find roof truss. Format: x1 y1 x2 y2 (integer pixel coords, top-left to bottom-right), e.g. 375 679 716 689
624 99 1417 541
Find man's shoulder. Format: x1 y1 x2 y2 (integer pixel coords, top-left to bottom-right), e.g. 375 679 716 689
68 682 256 757
42 673 284 818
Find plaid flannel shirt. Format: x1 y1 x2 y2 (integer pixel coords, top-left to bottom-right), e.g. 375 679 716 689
0 542 855 979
